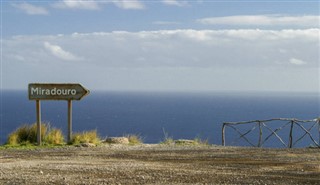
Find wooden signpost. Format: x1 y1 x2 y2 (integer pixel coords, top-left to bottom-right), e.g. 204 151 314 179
28 83 90 145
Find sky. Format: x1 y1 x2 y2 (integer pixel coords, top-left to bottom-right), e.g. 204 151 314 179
1 0 319 92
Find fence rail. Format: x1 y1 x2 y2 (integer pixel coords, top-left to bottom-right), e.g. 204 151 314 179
222 118 320 148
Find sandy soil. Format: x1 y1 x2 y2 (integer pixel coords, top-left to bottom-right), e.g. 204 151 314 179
1 144 320 185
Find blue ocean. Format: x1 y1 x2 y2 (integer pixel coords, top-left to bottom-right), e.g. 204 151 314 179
0 90 319 147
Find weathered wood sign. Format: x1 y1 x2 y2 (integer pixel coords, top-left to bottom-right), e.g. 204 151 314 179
28 83 89 100
28 83 90 145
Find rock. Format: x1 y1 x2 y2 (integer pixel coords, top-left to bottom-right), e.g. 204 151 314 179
80 143 96 147
174 139 195 145
105 137 129 144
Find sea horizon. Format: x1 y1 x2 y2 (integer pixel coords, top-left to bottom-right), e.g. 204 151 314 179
0 90 319 147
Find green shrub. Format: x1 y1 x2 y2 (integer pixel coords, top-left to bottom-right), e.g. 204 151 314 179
7 132 19 145
16 125 30 142
71 130 100 145
7 123 48 145
28 123 47 143
45 128 64 145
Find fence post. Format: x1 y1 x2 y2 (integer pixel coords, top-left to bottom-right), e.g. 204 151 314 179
288 120 294 148
68 100 72 144
36 100 41 146
258 121 262 147
222 123 226 146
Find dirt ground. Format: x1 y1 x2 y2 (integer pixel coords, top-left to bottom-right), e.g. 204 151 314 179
1 144 320 185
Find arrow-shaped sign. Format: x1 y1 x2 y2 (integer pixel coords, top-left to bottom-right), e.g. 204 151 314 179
28 83 90 100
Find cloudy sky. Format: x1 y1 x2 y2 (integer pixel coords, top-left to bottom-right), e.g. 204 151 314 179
1 0 319 92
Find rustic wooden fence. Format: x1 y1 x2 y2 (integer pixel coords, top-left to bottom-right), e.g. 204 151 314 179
222 118 320 148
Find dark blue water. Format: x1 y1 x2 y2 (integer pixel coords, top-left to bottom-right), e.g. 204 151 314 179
0 90 319 147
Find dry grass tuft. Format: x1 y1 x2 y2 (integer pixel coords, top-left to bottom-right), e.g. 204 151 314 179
71 130 100 145
45 128 65 145
126 134 143 145
7 123 48 145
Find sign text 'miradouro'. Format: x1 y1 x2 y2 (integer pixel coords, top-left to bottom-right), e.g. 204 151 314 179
28 83 89 100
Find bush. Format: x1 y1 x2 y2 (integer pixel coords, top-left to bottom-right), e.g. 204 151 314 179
45 128 64 145
29 123 47 143
7 125 29 145
6 123 66 146
126 134 143 145
7 123 48 145
71 130 100 145
7 132 19 145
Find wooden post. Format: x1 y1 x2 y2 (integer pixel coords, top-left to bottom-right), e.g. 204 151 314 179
222 123 226 146
288 120 294 148
36 100 41 145
258 121 262 147
68 100 72 143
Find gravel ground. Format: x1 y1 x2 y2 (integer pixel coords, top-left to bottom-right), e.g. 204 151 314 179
1 144 320 185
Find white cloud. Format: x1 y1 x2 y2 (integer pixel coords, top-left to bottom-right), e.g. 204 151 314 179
111 0 145 10
290 58 307 65
53 0 145 10
53 0 100 10
12 3 49 15
5 29 318 67
197 15 320 27
3 29 319 91
162 0 189 7
44 42 82 61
